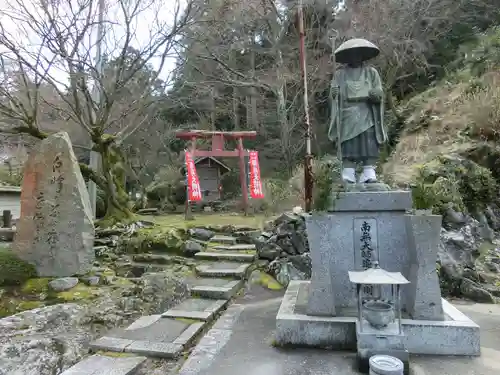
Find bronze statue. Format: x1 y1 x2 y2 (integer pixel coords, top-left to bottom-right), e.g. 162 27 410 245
328 38 387 184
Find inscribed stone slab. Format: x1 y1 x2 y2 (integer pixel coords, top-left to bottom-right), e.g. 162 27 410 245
13 132 95 277
353 218 379 269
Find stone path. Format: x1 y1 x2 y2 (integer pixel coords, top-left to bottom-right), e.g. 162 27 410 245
61 233 255 375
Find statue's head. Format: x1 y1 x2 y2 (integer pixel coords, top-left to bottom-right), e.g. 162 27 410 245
334 38 380 66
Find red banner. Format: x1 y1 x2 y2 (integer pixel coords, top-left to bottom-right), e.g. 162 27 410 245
248 151 264 199
185 151 202 201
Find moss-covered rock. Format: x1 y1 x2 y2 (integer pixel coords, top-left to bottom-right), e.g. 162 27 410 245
17 300 44 311
21 278 51 294
122 227 186 254
249 270 283 290
0 250 37 286
55 284 100 302
412 154 498 215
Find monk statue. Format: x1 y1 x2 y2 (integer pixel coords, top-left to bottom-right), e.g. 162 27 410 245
328 38 387 184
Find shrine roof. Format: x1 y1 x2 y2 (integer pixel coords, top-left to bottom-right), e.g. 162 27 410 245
181 155 231 172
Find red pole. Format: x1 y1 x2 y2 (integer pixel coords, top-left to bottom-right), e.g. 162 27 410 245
237 137 249 215
297 0 313 212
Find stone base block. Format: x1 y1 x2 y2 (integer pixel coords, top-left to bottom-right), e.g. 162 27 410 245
275 281 480 356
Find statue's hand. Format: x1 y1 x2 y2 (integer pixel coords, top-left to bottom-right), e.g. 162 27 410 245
368 89 382 103
330 86 340 98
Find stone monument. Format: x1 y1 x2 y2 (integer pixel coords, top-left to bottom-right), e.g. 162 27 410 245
12 132 95 277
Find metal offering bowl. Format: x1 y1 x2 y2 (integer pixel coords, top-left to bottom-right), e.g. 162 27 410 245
363 300 395 328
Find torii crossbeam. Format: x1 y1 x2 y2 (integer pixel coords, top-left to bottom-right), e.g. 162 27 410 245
176 130 257 218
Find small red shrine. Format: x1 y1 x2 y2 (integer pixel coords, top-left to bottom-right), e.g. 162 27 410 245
175 130 257 217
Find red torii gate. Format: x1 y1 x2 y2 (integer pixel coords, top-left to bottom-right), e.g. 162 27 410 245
176 130 257 218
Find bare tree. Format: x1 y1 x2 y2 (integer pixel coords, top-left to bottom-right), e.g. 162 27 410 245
174 0 335 173
0 0 200 224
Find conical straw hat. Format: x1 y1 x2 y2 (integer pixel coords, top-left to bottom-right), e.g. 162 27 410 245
334 38 380 64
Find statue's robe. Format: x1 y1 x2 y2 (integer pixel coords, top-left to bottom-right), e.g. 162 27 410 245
328 65 387 162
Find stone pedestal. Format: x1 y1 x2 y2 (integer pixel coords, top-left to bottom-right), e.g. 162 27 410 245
356 320 409 375
405 214 444 320
306 190 412 316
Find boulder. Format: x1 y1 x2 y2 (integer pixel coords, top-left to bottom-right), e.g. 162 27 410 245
460 278 495 303
12 132 95 277
182 240 204 257
49 277 79 292
188 228 214 241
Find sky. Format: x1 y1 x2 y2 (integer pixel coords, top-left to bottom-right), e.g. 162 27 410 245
0 0 187 86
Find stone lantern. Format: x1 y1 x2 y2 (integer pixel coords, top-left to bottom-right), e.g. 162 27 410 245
348 262 410 374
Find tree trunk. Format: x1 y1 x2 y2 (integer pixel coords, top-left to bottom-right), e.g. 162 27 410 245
98 143 136 227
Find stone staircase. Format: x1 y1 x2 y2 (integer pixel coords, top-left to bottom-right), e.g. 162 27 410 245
60 233 257 375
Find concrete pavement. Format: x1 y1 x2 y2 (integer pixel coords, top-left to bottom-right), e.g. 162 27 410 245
177 289 500 375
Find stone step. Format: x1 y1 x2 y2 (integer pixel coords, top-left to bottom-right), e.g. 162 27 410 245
195 262 251 279
114 262 172 277
194 251 255 262
209 235 237 245
211 244 256 251
188 278 243 299
90 315 205 358
131 253 192 265
161 298 228 321
60 354 146 375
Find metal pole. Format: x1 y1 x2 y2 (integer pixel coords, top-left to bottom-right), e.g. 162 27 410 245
297 0 313 212
88 0 105 218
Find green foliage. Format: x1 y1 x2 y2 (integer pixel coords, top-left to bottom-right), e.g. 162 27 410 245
259 178 296 214
412 155 498 214
96 187 107 218
146 165 185 210
220 169 240 198
0 166 23 186
452 27 500 77
0 249 37 286
312 158 338 211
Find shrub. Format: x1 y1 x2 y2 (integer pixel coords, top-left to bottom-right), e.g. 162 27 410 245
0 249 37 286
146 165 185 210
466 77 500 142
412 154 498 214
258 178 297 214
289 156 341 211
